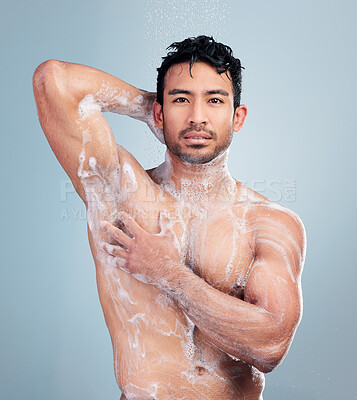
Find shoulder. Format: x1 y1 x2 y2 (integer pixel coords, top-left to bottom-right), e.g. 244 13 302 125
234 181 306 264
250 200 305 245
235 181 305 236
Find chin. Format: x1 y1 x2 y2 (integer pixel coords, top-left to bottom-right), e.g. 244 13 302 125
179 149 228 165
180 155 215 165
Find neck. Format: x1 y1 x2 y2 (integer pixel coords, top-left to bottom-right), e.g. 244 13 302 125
153 149 236 202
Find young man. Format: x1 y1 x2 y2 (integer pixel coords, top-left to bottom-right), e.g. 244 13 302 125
33 36 306 399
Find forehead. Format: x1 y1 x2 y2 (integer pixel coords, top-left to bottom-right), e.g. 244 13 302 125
164 61 233 93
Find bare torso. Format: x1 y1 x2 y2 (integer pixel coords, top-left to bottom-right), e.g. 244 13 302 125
88 147 266 400
33 60 305 400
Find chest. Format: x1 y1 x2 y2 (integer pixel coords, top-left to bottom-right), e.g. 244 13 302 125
121 176 256 298
178 205 256 298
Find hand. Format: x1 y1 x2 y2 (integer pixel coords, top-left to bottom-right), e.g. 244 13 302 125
143 92 165 144
101 211 182 287
146 113 165 144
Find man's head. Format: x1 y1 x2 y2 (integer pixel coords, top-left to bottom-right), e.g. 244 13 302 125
153 36 247 165
156 35 243 110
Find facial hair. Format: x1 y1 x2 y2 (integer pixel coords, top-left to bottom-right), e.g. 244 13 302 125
163 121 234 165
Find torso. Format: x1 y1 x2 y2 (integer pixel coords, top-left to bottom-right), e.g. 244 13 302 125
85 147 266 399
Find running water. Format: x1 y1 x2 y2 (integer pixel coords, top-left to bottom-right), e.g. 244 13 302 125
142 0 231 170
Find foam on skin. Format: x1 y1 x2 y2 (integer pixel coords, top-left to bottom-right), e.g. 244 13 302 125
122 162 138 192
94 82 165 143
76 93 304 399
78 94 102 120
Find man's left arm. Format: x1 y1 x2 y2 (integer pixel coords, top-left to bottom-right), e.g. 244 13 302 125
101 207 306 373
167 207 305 373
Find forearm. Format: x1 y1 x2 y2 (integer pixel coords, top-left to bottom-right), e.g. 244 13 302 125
101 212 302 373
166 266 285 373
34 60 154 122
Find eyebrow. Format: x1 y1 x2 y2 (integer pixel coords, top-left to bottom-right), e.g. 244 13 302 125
168 89 192 95
205 89 230 97
167 89 230 97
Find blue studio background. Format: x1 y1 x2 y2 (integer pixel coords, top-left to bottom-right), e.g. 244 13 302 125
1 0 356 399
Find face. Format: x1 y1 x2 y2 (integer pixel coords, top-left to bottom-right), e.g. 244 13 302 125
153 61 247 165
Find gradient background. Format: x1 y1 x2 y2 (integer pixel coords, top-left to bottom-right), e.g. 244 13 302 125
1 0 356 399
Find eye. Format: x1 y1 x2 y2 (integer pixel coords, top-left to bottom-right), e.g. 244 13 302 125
173 97 189 103
209 98 223 104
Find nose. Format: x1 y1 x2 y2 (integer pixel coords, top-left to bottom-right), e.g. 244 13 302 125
189 101 207 125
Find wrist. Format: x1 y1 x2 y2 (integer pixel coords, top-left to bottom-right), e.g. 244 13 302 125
157 262 190 296
134 91 155 123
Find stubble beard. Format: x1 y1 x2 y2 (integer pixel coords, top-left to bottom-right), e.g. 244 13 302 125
163 120 234 165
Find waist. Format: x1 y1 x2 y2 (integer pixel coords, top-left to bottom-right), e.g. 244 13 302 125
113 327 264 399
117 361 264 400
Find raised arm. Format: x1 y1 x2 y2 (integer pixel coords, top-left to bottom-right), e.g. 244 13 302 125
33 60 160 202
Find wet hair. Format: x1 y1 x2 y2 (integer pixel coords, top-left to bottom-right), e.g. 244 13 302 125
156 35 243 109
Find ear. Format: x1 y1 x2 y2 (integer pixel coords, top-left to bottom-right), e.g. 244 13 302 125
233 105 248 132
153 100 164 130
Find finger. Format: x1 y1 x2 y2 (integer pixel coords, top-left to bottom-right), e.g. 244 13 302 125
106 255 128 270
158 211 173 236
118 211 146 237
103 243 129 260
101 221 133 249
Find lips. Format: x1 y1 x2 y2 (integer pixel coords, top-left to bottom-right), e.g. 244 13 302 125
183 131 212 140
182 132 212 145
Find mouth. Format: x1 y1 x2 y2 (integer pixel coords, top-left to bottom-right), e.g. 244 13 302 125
182 131 212 145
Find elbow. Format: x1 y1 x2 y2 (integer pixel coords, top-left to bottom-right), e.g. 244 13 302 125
33 60 67 100
256 359 281 374
33 60 57 91
254 342 289 374
251 353 284 374
239 335 289 374
227 347 284 374
254 317 298 374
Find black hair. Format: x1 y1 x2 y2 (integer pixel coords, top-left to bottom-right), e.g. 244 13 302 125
156 35 243 109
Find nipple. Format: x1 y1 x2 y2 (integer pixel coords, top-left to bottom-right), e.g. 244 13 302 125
195 365 207 375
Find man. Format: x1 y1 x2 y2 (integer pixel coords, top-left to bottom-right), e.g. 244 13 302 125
33 36 306 399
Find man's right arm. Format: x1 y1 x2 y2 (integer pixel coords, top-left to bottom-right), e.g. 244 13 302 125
33 60 159 203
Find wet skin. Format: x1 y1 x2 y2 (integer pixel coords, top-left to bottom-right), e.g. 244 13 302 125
94 161 267 399
33 60 306 400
